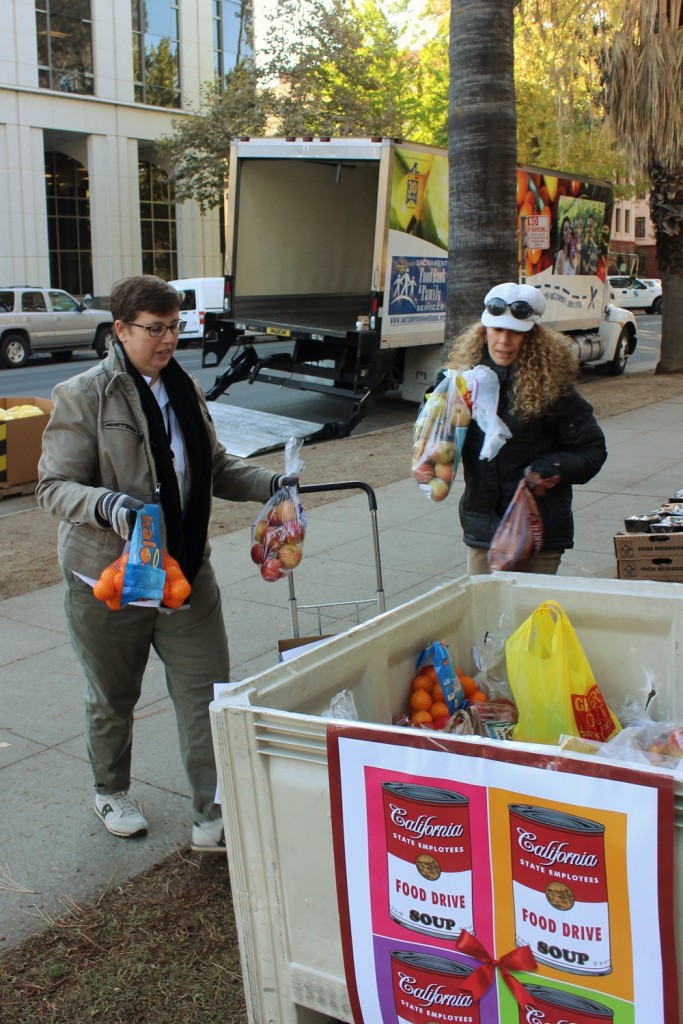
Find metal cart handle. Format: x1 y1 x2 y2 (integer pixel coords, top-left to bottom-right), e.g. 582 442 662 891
289 481 385 636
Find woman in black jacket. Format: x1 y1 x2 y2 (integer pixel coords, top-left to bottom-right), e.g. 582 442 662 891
444 281 607 575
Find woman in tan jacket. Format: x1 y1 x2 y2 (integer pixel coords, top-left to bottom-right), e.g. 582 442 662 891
37 275 294 850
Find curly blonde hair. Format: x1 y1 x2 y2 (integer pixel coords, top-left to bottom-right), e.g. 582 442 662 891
443 322 580 420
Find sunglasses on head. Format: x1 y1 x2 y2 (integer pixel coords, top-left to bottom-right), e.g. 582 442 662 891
484 297 535 320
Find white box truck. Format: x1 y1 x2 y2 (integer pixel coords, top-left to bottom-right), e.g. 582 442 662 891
203 137 637 436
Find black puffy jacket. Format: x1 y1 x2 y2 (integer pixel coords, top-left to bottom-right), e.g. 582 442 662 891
459 358 607 551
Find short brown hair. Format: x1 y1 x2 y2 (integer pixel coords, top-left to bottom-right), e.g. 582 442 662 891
110 275 180 322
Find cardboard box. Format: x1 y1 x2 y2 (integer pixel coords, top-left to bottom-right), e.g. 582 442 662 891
614 532 683 582
616 557 683 582
614 531 683 560
0 397 53 487
277 636 335 661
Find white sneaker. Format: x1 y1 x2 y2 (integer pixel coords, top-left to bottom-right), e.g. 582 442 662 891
191 817 225 853
94 791 148 838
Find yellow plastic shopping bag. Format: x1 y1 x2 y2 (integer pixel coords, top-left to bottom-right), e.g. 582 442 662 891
505 600 621 746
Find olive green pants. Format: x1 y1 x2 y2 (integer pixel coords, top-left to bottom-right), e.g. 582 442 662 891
466 546 563 576
64 560 229 821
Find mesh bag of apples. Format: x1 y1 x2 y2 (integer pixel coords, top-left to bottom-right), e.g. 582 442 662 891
411 370 471 502
250 488 307 582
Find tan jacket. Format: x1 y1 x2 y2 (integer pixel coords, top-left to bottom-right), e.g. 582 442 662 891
36 346 275 579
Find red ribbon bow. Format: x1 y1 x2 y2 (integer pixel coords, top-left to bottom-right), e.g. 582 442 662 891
455 930 537 1008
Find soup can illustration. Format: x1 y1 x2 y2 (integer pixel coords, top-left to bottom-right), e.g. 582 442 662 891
391 950 478 1024
509 805 611 975
383 782 473 939
518 983 613 1023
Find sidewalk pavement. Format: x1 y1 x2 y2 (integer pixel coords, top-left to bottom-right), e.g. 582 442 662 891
2 395 683 952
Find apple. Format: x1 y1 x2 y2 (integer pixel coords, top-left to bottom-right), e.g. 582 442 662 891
429 478 450 502
261 556 285 582
275 499 298 523
279 543 303 570
451 406 471 428
423 394 447 422
254 519 269 543
250 542 266 565
412 460 434 484
434 462 454 484
430 441 455 465
432 716 451 731
263 528 283 553
666 727 683 757
283 520 306 544
647 741 669 755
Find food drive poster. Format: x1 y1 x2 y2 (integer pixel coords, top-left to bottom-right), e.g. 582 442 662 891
327 725 678 1024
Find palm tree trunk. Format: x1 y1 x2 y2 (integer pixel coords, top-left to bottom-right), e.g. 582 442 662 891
650 165 683 374
446 0 518 346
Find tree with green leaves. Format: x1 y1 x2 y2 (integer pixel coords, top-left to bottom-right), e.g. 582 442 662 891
445 0 521 342
157 64 273 212
604 0 683 373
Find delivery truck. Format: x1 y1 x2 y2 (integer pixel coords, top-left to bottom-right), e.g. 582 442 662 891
202 137 637 438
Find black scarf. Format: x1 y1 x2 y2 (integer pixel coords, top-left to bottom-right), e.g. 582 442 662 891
119 345 213 585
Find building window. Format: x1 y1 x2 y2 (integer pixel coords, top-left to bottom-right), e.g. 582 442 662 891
625 209 631 234
132 0 180 107
213 0 252 82
615 208 621 234
139 160 178 279
45 150 93 296
36 0 94 95
635 216 646 239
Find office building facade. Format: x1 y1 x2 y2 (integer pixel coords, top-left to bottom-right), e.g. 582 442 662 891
2 0 249 301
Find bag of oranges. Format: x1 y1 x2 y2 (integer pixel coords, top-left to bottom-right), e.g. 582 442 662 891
92 503 191 610
408 642 465 729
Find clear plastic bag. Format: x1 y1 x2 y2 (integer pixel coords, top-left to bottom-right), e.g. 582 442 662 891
411 370 471 502
251 437 307 582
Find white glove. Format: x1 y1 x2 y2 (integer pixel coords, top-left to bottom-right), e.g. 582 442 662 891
97 491 144 539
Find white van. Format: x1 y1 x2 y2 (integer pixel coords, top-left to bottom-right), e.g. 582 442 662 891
169 278 224 345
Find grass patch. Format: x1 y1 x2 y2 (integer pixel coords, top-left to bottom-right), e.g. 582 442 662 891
0 852 246 1023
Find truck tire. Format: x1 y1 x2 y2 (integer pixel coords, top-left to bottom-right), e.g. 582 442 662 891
0 332 30 369
651 296 662 315
608 328 629 377
94 325 115 358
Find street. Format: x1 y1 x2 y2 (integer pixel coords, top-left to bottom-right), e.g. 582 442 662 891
0 314 663 437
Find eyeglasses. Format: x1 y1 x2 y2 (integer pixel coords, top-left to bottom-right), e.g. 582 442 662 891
484 298 535 320
122 319 186 338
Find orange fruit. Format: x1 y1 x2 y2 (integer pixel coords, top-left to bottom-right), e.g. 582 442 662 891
431 701 450 720
432 684 446 703
105 594 121 611
411 673 434 693
411 710 433 726
409 689 433 713
470 689 487 703
421 665 440 687
456 668 479 698
164 562 184 582
93 577 115 602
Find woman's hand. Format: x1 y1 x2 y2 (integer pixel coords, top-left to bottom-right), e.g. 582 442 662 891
524 458 561 497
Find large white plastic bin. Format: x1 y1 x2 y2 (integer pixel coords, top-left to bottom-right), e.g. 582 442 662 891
210 573 683 1024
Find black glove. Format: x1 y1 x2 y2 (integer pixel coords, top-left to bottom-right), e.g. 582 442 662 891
97 491 144 539
524 458 561 497
271 474 300 494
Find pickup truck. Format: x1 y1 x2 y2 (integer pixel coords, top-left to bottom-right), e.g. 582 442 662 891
0 286 114 368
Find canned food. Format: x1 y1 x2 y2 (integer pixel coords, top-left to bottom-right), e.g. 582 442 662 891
383 782 474 939
391 950 478 1024
519 983 613 1022
509 805 612 975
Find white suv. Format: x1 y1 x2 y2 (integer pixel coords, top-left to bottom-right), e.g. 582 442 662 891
0 286 114 369
607 275 662 314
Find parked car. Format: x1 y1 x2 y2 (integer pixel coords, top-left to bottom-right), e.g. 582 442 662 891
0 286 114 368
169 277 224 346
607 275 662 314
